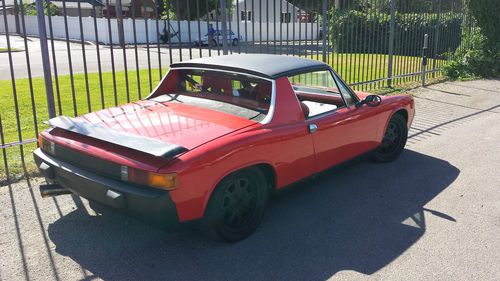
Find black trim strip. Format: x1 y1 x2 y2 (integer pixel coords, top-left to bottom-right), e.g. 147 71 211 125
47 116 188 158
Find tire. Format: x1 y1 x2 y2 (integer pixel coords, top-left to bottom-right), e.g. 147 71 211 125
201 167 269 242
232 39 239 46
373 113 408 162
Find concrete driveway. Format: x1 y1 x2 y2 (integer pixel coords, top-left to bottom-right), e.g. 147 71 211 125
1 79 499 280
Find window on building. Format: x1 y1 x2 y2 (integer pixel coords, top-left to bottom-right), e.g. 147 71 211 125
280 12 291 23
240 10 252 21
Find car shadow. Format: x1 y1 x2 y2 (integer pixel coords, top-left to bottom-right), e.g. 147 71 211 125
47 150 459 280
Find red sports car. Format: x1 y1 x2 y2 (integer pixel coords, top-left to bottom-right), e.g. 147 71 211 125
35 54 414 242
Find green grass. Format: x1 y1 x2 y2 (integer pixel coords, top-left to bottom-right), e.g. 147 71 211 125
0 53 444 182
0 68 163 182
0 47 21 52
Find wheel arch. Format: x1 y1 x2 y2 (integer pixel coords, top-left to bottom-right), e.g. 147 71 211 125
201 162 277 217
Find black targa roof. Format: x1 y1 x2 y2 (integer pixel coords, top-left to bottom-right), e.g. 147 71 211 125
170 54 330 79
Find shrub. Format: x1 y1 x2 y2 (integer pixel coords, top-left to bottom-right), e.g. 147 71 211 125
329 9 462 57
444 0 500 78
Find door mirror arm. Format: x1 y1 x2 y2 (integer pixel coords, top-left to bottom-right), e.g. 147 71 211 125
355 95 382 108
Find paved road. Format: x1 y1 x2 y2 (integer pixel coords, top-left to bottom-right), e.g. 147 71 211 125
1 79 499 280
0 36 323 79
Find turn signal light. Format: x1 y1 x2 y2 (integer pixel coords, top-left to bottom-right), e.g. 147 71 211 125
38 135 55 155
121 166 177 191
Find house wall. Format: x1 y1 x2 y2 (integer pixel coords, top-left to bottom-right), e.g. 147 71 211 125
0 15 319 44
231 0 302 23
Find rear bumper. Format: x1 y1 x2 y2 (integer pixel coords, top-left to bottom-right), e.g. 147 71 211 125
33 148 193 231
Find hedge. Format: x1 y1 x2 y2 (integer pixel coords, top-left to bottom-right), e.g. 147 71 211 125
329 9 463 57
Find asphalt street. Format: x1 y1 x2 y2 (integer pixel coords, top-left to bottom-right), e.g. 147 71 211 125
0 36 323 79
0 79 499 281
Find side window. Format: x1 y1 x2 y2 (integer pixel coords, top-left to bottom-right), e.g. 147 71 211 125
288 70 346 118
333 74 357 107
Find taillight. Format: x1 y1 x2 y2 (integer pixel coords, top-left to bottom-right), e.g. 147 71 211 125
39 135 55 155
121 166 177 191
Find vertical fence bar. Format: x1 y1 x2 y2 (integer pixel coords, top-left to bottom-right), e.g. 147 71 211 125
259 0 262 53
154 2 163 77
131 0 142 99
321 0 327 62
273 0 276 53
116 0 125 46
145 19 153 91
243 0 248 53
266 0 269 53
18 0 38 137
221 0 229 55
251 0 255 53
196 0 203 57
205 0 212 56
91 4 105 109
166 0 174 64
292 3 296 56
105 0 118 105
214 0 221 55
77 1 92 112
286 0 290 55
186 0 193 59
0 115 10 180
387 0 396 87
279 0 282 54
36 0 56 118
237 0 242 53
46 0 62 115
175 0 183 61
62 1 78 115
2 0 25 166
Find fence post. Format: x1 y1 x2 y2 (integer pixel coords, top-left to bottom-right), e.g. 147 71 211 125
13 0 20 34
422 33 428 87
387 0 396 88
321 0 327 62
432 0 441 77
220 0 228 55
116 0 125 47
36 0 56 118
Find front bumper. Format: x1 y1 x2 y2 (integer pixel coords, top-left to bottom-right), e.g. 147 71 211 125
33 148 189 231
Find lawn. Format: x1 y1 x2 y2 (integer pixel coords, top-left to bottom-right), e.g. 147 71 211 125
0 53 443 181
0 47 21 52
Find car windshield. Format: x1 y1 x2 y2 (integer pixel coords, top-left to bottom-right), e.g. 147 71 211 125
153 69 273 122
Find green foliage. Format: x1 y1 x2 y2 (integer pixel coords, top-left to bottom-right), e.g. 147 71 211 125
329 9 462 57
22 0 59 16
158 0 232 20
444 0 500 78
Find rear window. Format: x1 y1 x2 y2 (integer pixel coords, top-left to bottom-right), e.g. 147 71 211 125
157 69 273 122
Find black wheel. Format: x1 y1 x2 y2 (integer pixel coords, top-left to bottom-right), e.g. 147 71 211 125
373 113 408 162
201 168 269 242
232 39 239 46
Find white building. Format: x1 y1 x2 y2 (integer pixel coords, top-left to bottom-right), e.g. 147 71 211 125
231 0 304 23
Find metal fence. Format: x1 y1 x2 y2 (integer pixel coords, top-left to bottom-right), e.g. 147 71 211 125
0 0 474 183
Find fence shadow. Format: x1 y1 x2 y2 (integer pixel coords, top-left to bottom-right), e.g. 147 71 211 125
46 149 459 280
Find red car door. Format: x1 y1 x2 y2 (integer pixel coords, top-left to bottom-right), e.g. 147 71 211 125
307 104 381 173
289 70 381 173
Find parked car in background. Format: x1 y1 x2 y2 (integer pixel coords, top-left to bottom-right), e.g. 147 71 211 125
34 54 414 242
194 30 242 46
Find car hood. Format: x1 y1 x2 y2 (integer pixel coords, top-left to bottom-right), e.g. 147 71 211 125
78 98 258 150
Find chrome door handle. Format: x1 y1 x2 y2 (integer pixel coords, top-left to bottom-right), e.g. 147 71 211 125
309 124 318 134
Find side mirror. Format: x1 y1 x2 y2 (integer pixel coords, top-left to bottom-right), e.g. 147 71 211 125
356 94 382 108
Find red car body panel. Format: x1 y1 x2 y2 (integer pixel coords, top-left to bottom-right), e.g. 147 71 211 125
38 61 415 224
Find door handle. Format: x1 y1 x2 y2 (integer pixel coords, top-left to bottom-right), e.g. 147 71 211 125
309 123 318 134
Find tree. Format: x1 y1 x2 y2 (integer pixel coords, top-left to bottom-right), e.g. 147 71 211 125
21 0 59 16
158 0 232 20
444 0 500 78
